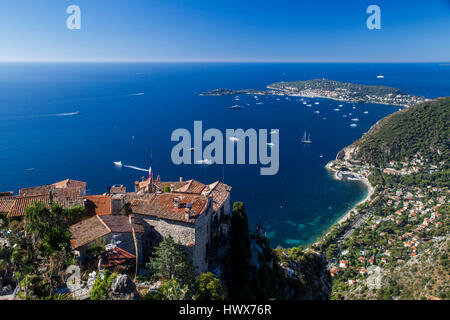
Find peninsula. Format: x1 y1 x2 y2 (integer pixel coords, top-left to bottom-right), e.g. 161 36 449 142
200 79 429 107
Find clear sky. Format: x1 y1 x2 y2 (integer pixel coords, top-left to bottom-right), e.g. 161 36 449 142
0 0 449 62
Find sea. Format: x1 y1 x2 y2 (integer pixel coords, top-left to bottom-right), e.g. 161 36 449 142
0 62 449 248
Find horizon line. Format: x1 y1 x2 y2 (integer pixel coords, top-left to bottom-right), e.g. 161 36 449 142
0 60 449 64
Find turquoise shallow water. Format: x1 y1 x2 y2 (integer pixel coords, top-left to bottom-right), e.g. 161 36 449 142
0 63 448 247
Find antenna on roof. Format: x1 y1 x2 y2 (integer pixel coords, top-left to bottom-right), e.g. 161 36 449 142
222 165 225 183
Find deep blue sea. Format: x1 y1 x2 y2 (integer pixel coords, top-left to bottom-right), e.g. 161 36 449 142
0 63 449 247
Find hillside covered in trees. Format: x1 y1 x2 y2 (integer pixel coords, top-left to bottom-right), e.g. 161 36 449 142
348 97 449 168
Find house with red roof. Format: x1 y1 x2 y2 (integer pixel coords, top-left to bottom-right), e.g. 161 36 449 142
129 192 213 273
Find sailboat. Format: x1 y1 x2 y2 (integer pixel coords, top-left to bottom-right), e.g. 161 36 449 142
301 130 312 144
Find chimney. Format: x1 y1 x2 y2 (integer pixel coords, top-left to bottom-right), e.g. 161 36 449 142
185 203 192 221
179 177 183 182
173 197 180 209
170 184 174 192
129 214 135 224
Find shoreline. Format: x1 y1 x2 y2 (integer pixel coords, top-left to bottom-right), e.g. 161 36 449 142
325 162 375 225
265 86 414 107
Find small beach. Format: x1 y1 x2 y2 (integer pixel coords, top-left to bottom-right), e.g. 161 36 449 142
325 163 375 225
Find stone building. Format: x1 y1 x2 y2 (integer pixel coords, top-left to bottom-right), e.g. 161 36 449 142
131 177 232 272
0 179 86 219
129 192 213 273
69 215 144 263
136 177 232 240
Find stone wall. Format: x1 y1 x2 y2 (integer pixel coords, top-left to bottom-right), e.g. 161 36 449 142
135 199 213 274
191 202 212 273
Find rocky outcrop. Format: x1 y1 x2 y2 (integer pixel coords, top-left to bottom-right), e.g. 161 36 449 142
336 145 360 162
109 274 140 300
278 250 332 300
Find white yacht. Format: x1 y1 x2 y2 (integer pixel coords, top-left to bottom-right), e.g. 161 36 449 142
301 131 312 144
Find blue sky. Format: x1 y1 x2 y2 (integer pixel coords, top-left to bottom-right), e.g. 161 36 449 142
0 0 449 62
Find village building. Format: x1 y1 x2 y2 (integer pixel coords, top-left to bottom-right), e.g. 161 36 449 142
132 176 232 272
69 214 144 263
129 192 213 273
1 175 232 275
0 179 86 219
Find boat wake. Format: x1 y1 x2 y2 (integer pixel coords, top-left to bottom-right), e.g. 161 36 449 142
114 161 149 172
123 165 149 172
0 111 81 121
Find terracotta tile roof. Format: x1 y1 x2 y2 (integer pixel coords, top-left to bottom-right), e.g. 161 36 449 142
100 247 135 268
8 194 52 218
202 181 232 212
124 192 153 203
18 179 86 198
19 185 53 197
84 195 112 216
100 215 144 234
69 216 110 249
176 179 207 194
69 215 143 249
130 193 209 224
7 189 83 218
153 180 188 192
52 179 86 193
0 191 13 197
0 197 15 213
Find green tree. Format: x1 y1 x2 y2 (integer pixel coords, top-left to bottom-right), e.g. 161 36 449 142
25 198 87 256
25 202 71 255
229 202 253 299
90 270 117 300
195 272 227 300
157 278 189 300
149 235 195 286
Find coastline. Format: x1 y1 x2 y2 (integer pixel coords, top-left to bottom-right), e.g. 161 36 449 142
265 86 411 107
325 162 375 225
